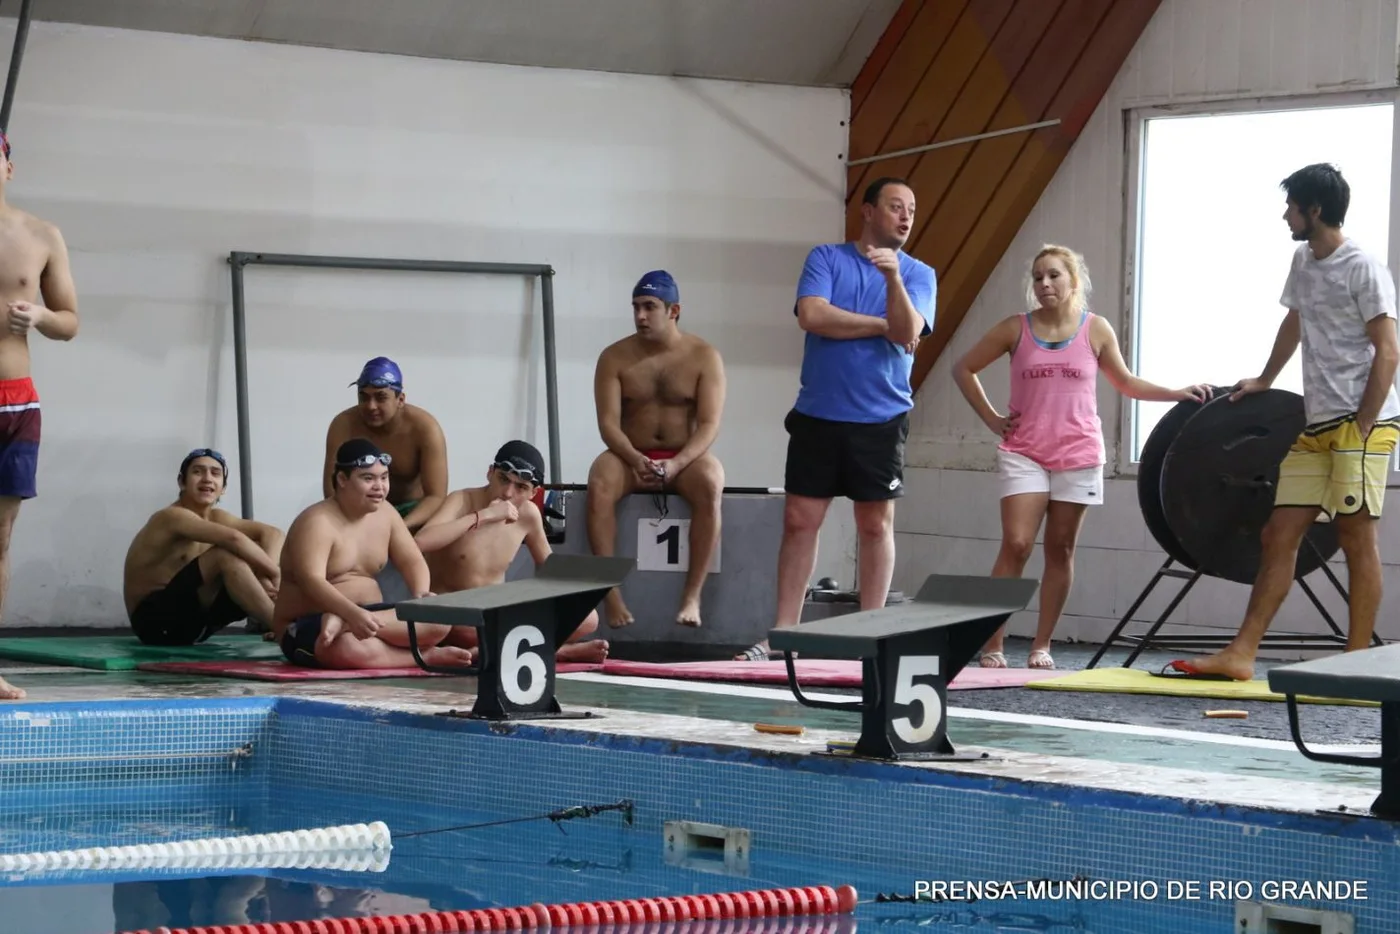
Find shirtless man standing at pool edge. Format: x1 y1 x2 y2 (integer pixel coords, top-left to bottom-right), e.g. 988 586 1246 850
274 438 474 670
415 440 609 663
586 270 727 629
323 357 449 533
0 132 80 700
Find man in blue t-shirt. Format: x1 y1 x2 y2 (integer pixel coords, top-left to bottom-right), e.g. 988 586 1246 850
737 177 936 660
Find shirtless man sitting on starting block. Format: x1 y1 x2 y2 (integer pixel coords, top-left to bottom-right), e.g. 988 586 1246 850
415 440 608 663
586 270 727 629
273 438 474 669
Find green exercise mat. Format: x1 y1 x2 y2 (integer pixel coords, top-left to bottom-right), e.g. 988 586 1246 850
0 633 284 671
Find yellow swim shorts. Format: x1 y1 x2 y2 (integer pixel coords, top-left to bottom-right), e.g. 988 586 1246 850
1275 414 1400 520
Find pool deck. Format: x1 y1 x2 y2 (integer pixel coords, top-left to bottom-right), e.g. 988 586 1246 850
0 632 1387 828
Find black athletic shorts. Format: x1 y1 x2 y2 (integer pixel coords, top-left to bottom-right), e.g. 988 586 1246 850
129 555 249 646
783 408 910 502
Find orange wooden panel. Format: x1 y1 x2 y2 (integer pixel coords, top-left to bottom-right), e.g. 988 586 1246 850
907 0 1113 270
908 0 1164 392
846 0 1015 218
889 0 1066 240
850 0 925 115
845 0 968 166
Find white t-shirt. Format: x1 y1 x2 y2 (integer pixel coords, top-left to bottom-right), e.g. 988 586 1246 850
1280 239 1400 425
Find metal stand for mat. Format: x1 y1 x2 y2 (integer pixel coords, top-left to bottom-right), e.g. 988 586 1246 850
1086 538 1375 669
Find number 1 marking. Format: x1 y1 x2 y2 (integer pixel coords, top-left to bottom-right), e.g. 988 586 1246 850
656 524 681 565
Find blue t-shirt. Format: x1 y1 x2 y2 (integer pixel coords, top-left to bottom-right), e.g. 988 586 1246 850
792 242 937 423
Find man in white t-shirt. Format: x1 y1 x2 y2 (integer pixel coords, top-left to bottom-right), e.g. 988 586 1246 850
1174 163 1400 681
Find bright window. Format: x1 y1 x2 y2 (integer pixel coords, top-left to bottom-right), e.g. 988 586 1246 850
1126 98 1395 462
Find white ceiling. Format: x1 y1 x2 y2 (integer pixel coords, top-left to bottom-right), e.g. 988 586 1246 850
22 0 903 87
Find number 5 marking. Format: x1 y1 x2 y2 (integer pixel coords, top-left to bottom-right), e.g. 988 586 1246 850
890 655 942 745
501 625 547 706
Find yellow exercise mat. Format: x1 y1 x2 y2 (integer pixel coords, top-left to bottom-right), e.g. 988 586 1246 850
1027 667 1378 708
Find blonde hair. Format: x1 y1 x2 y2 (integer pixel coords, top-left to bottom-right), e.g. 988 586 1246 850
1024 244 1091 313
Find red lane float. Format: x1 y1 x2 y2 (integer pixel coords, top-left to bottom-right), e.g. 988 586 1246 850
123 884 859 934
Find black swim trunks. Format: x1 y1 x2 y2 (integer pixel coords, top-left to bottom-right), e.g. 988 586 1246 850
279 602 395 668
129 555 250 646
280 613 325 668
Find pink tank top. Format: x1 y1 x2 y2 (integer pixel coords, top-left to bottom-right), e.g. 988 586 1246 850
998 311 1105 471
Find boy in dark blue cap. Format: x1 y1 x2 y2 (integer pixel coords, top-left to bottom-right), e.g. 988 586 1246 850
322 356 450 533
416 440 608 663
586 270 727 630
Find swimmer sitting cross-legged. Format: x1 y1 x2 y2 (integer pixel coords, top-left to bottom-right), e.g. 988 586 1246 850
123 448 284 645
415 440 609 664
273 438 473 670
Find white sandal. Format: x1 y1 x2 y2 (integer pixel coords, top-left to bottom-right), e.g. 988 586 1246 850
979 651 1008 669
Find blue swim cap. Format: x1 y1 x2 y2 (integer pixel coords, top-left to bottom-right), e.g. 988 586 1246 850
351 356 403 391
632 270 679 306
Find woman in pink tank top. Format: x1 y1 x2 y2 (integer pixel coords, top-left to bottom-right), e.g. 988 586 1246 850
953 245 1211 670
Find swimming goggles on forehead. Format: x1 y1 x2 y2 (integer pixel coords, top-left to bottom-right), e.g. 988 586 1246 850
185 448 227 470
338 452 393 469
492 460 539 483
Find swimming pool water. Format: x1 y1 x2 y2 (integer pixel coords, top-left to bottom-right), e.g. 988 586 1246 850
0 785 1338 934
0 696 1390 934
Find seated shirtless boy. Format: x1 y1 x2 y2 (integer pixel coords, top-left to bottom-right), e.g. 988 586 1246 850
123 449 283 645
415 440 608 663
272 438 474 669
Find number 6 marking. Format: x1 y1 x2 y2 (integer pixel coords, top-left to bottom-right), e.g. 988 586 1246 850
501 625 547 706
891 655 942 745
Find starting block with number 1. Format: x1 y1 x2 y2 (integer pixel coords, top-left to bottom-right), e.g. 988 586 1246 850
396 553 634 721
636 518 721 574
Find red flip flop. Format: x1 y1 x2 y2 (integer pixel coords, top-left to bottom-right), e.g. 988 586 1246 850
1151 659 1237 681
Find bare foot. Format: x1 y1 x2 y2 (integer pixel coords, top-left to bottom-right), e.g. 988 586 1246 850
1179 650 1255 682
604 590 634 629
0 676 24 700
676 597 702 628
557 639 609 663
422 646 477 668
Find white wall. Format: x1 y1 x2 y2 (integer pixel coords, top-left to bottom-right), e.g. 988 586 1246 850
0 19 855 627
900 0 1400 651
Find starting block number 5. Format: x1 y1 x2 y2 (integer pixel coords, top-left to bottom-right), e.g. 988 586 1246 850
500 624 548 707
890 655 944 746
637 519 722 574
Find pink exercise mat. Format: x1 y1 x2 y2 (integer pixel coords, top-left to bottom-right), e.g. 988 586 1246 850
597 659 1060 689
136 660 604 681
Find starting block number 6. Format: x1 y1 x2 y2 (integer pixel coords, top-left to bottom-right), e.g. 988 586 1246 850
500 624 548 707
890 655 944 746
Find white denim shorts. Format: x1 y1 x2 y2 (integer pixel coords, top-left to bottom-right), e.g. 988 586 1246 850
997 449 1103 506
